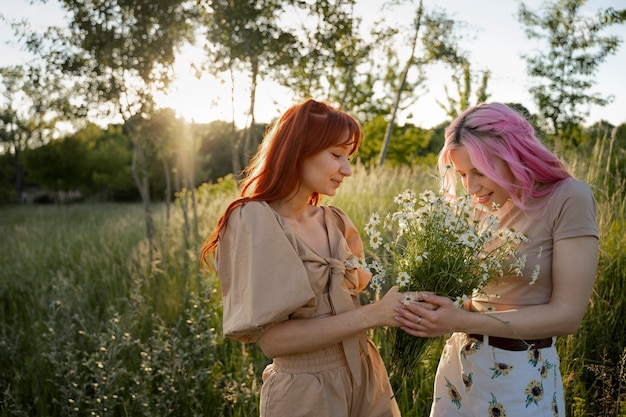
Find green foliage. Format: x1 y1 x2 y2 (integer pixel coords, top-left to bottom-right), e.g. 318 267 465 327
0 153 16 204
196 121 245 183
1 133 625 416
21 135 90 193
84 125 136 200
0 112 273 204
437 61 491 119
199 0 298 165
0 184 264 416
557 127 626 416
518 0 626 144
360 115 440 167
36 0 198 119
0 63 75 202
17 123 138 201
277 0 372 109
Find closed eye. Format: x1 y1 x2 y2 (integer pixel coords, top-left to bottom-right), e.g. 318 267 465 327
458 170 484 178
332 153 351 161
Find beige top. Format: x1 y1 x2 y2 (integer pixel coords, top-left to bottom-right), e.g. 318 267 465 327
473 178 598 310
216 201 372 379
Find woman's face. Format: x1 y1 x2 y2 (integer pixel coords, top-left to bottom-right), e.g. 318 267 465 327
300 130 353 197
449 146 514 210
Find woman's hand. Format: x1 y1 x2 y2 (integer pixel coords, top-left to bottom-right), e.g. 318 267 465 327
395 292 464 337
369 286 406 328
366 287 435 328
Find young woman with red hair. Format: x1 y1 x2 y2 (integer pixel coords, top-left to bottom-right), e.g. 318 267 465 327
201 99 403 417
396 102 599 417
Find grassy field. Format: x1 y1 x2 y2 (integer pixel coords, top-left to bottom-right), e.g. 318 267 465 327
1 138 625 416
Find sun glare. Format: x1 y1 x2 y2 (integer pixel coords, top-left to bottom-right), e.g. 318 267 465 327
154 45 291 127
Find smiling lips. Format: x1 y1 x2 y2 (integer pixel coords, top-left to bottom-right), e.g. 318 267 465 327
474 192 492 205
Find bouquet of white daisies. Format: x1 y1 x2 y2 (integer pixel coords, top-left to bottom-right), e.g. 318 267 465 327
364 189 531 377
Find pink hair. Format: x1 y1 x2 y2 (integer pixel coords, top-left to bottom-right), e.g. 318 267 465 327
438 102 571 210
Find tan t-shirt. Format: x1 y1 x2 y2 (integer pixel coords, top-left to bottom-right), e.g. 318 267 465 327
472 178 598 310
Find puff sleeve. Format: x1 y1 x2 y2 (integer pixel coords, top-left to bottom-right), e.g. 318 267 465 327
215 201 316 343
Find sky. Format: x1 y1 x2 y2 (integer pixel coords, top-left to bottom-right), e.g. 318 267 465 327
1 0 625 129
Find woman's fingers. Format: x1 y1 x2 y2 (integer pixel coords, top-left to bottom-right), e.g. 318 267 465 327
396 303 424 328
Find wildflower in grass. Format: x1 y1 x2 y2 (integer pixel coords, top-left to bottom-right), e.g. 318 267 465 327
364 213 379 235
363 188 531 377
369 230 382 249
454 294 469 308
402 294 414 306
396 272 410 287
370 279 383 293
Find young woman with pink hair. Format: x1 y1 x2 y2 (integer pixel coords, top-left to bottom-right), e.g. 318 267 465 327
201 99 404 417
396 102 599 417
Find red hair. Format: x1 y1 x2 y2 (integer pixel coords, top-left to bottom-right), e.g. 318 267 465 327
200 98 362 267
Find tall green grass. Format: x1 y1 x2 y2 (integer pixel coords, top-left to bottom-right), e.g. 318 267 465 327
1 135 624 416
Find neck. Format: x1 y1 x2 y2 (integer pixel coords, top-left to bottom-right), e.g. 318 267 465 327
270 198 313 219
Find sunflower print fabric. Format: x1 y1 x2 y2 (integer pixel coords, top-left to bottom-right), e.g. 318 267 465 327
429 332 564 417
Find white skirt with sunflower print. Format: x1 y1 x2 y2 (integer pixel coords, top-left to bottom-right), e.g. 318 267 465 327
429 332 563 417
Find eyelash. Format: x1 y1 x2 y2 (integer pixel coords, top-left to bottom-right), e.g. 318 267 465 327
459 172 483 178
333 153 350 161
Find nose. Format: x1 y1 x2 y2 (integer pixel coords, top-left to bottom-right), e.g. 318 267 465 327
466 175 480 195
340 158 352 176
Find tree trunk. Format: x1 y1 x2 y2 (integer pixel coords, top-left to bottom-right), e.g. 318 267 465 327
161 154 171 260
378 0 423 167
131 137 155 267
14 149 23 204
228 62 241 176
244 58 259 167
188 132 199 243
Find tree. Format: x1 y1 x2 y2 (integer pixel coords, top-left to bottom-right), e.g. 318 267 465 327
437 61 491 120
195 120 242 183
0 64 74 202
21 135 89 200
359 115 435 167
199 0 298 172
81 124 136 201
24 0 198 263
377 2 466 166
377 0 425 167
278 0 372 110
519 0 626 146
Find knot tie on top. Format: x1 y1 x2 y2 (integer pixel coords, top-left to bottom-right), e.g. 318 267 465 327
326 258 369 384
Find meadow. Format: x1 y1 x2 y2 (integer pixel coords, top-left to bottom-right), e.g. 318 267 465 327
1 134 625 416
